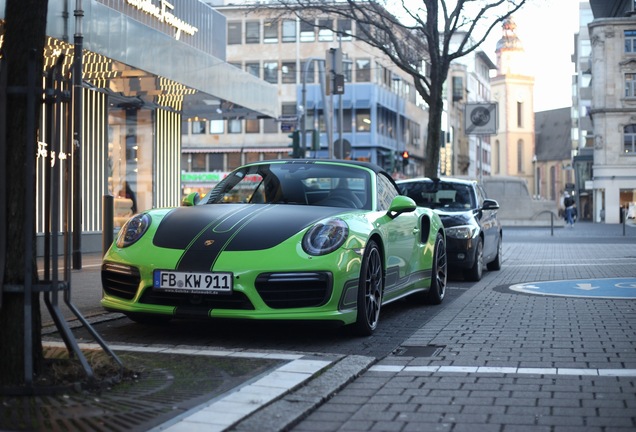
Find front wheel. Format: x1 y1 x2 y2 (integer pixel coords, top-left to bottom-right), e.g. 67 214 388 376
487 235 503 271
424 233 447 305
464 238 483 281
353 240 383 336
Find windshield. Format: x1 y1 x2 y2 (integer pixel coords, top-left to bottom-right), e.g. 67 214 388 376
400 180 475 211
203 162 371 210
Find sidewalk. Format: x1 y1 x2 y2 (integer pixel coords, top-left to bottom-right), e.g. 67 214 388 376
16 222 636 431
288 223 636 431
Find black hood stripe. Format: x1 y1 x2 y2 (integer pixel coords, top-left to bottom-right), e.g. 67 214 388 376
153 204 345 272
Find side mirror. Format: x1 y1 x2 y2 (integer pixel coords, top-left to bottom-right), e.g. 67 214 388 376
387 195 417 218
181 192 201 207
482 199 499 210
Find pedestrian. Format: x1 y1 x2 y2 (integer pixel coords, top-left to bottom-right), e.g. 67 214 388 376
564 192 575 227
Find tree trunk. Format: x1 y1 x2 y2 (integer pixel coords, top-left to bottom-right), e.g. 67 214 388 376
0 0 49 387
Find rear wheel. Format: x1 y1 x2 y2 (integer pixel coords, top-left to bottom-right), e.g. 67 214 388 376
424 233 447 305
464 238 483 281
353 240 383 336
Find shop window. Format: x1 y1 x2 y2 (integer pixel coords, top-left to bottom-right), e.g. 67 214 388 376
282 20 296 42
264 21 278 43
228 119 242 134
192 121 206 134
625 30 636 53
246 21 260 44
246 119 260 133
356 109 371 132
626 73 636 98
300 20 315 42
281 61 297 84
108 107 153 223
228 21 242 44
264 61 278 84
356 59 371 82
209 120 224 134
246 62 260 78
337 19 352 40
623 125 636 154
318 19 333 42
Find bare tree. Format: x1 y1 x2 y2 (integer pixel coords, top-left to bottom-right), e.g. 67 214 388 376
0 0 49 387
267 0 526 176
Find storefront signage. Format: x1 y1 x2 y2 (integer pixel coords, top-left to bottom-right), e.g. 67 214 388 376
125 0 199 40
37 141 69 167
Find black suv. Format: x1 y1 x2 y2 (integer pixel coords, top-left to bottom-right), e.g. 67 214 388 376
398 177 502 281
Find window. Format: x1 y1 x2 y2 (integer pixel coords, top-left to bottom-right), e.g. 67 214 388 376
281 103 297 117
192 121 206 134
246 62 260 78
376 173 398 210
301 61 315 83
208 153 223 171
355 59 371 82
517 101 523 128
263 21 278 43
228 21 242 44
281 61 297 84
228 119 242 134
263 118 278 133
263 61 278 84
246 119 260 134
623 125 636 154
625 30 636 53
337 19 352 40
626 73 636 97
300 20 315 42
356 109 371 132
246 21 260 44
209 120 224 134
343 58 352 82
357 22 370 41
318 19 333 42
228 61 241 70
452 76 463 101
191 154 206 172
282 20 296 43
517 139 524 173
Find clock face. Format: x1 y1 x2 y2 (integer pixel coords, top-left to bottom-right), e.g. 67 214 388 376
470 106 491 127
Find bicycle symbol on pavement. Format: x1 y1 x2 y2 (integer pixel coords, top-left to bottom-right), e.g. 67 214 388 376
509 278 636 299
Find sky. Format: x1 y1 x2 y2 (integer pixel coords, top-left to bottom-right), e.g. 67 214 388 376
484 0 583 112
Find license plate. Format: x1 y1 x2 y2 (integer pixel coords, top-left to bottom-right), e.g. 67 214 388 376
153 270 233 295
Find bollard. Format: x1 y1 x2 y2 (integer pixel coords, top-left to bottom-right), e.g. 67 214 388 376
102 194 114 256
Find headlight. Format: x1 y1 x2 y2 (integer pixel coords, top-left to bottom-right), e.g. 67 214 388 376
445 225 477 239
116 213 152 248
302 218 349 256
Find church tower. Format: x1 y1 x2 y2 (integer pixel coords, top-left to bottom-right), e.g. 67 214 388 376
490 17 536 194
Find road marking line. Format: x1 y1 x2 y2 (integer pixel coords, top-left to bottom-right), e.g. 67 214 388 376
369 364 636 377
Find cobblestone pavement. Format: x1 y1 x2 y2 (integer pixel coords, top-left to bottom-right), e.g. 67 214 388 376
284 222 636 432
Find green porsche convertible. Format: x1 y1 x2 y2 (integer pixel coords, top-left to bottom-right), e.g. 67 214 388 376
101 159 447 335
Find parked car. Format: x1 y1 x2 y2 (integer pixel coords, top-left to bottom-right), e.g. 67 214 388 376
398 177 502 281
102 159 447 335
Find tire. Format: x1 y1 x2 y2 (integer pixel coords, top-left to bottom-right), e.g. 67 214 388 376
464 238 483 281
353 240 383 336
487 235 502 271
424 233 447 305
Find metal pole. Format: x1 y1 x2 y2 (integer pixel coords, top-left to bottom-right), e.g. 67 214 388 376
102 195 114 256
72 0 83 269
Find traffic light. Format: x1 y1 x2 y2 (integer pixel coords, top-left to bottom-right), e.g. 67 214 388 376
402 151 409 167
288 131 303 158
